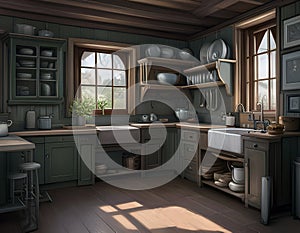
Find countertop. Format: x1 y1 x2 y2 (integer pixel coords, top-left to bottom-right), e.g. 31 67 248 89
245 130 300 139
0 135 35 152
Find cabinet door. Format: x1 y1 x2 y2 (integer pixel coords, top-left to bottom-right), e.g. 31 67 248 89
76 135 95 186
245 147 268 209
0 153 7 205
161 128 177 164
143 140 162 170
45 142 77 183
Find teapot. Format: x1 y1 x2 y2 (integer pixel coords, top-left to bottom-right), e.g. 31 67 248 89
149 113 158 122
0 120 13 137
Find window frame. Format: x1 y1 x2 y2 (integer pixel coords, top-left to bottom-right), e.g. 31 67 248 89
66 38 136 116
77 47 128 115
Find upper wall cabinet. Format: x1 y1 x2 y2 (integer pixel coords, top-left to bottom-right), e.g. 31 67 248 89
2 33 66 105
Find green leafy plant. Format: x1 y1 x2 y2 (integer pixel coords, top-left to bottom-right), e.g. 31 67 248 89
97 98 108 115
70 97 94 117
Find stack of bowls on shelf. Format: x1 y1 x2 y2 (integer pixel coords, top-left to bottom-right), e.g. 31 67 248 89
228 162 245 193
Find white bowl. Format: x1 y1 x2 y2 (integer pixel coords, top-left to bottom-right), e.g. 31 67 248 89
19 48 34 55
160 47 174 58
228 181 245 193
38 30 54 37
41 50 53 57
17 73 32 79
145 45 161 57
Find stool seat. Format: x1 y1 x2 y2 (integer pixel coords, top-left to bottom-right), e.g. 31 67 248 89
8 173 27 180
19 162 41 171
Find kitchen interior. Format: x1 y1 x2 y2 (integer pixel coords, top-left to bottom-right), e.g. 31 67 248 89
1 0 300 232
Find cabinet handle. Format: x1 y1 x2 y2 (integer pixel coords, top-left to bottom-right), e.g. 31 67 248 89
188 166 192 170
253 144 258 148
45 153 49 159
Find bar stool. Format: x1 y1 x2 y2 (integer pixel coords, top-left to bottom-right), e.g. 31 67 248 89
8 173 28 205
19 162 40 231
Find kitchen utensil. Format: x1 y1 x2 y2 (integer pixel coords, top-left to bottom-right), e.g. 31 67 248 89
157 73 178 85
226 115 235 126
38 115 53 129
0 120 13 137
175 108 189 121
38 29 54 37
230 163 245 184
41 73 53 80
19 48 34 55
41 50 53 57
207 39 228 62
17 73 32 79
160 47 175 58
41 83 51 96
229 181 245 192
19 60 35 67
26 110 36 129
199 43 210 64
15 24 36 35
142 114 149 122
145 45 161 57
149 113 157 122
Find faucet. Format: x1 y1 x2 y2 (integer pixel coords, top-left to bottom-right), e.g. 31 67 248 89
254 96 269 130
235 103 245 113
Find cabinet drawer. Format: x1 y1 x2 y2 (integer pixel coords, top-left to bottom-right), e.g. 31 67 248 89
24 136 44 144
183 143 197 159
182 130 199 142
45 136 74 143
184 159 199 182
244 140 268 151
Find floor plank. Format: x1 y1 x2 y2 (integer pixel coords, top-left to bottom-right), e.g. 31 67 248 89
0 178 299 233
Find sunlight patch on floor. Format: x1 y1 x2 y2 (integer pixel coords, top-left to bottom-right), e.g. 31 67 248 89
130 206 232 232
116 201 143 210
99 205 118 213
113 215 138 230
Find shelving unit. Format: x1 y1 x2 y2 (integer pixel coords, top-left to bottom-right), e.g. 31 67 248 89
184 59 236 95
2 33 66 105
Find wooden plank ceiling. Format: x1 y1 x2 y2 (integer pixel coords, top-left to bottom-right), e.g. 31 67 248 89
0 0 275 39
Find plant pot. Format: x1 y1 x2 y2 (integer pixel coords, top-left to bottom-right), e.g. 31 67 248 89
92 109 104 116
76 116 86 126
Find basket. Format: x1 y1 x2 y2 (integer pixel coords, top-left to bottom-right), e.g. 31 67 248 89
122 155 141 170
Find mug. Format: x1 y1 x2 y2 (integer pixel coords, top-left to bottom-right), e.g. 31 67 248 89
142 115 149 122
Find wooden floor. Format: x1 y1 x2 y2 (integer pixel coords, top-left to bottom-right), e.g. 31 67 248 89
0 178 299 233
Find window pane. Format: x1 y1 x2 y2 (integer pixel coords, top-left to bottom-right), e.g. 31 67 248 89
258 54 269 79
258 80 269 109
270 51 276 78
81 68 95 85
81 86 96 100
270 79 276 110
113 70 126 86
113 88 126 109
97 53 112 69
97 87 112 108
257 31 268 53
97 69 112 85
81 52 95 67
270 29 276 50
113 54 125 70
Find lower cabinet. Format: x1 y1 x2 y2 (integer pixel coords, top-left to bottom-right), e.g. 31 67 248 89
45 141 77 184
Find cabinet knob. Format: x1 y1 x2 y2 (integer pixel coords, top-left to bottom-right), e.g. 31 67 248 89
188 166 192 170
253 144 258 148
45 153 49 158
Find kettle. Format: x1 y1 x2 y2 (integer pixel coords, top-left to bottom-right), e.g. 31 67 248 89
0 120 13 137
149 113 157 122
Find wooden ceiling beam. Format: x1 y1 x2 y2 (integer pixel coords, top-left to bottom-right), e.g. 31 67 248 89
127 0 202 11
36 0 207 26
0 8 189 40
0 0 204 33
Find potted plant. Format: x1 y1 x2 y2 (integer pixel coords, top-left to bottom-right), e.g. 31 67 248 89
93 98 108 116
70 97 94 126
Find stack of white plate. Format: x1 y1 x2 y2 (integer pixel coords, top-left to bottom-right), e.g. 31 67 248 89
95 164 107 175
17 73 32 79
41 50 53 57
19 60 35 67
41 73 53 80
19 48 34 55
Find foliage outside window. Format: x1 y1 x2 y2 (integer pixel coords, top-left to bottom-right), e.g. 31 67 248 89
245 23 277 111
80 51 127 114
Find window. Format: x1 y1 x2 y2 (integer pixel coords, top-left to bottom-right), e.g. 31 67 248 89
80 50 127 113
243 21 277 111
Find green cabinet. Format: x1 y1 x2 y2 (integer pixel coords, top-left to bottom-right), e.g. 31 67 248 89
75 135 95 186
2 33 65 105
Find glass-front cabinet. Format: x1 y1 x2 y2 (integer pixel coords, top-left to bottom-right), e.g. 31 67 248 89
3 33 65 104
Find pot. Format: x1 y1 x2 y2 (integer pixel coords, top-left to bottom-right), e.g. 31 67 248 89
231 163 245 184
142 114 149 122
38 115 52 129
175 109 189 121
0 120 13 137
15 24 36 35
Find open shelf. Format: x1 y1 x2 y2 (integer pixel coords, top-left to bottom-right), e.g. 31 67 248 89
181 81 225 89
138 57 199 68
96 169 141 178
202 180 245 200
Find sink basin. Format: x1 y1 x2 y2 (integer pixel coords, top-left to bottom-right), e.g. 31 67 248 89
96 125 140 145
208 128 255 154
